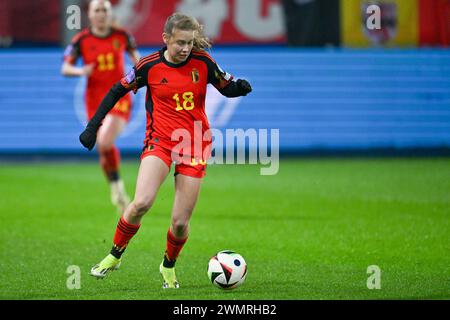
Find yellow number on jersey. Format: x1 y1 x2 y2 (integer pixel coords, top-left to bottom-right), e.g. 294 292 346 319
97 53 115 71
173 92 195 111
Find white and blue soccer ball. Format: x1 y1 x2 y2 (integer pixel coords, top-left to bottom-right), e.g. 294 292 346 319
207 250 247 290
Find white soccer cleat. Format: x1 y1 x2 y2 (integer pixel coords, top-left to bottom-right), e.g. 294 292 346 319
110 179 130 213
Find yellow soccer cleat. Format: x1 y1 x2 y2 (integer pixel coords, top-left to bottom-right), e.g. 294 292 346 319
90 254 121 279
159 262 179 289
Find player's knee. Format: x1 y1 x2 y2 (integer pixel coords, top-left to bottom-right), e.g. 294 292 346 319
171 218 189 236
96 140 114 154
130 198 153 216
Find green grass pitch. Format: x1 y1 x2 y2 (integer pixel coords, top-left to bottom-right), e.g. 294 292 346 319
0 158 449 300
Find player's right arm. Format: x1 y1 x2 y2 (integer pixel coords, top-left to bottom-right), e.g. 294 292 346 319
79 66 146 150
60 33 94 77
198 51 252 97
61 61 94 77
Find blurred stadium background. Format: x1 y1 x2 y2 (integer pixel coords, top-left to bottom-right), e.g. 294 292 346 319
0 0 449 300
1 0 450 155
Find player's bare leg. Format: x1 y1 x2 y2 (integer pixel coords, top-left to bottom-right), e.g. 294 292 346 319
171 174 202 238
123 156 170 225
97 114 129 213
160 174 202 289
91 156 169 279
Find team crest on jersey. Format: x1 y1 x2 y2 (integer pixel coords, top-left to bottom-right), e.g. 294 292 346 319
113 39 121 50
191 68 199 83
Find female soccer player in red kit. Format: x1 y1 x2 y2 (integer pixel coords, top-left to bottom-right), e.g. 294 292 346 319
62 0 140 212
80 13 252 288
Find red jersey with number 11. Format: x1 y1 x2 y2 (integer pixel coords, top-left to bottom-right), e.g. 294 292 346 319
63 27 137 120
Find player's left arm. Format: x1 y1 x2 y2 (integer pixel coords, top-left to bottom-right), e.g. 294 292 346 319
207 57 252 97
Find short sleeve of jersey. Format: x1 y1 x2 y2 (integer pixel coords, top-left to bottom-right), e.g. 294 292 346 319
63 36 81 65
206 56 234 90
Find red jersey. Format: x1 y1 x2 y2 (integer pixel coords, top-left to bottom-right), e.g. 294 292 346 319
64 27 137 120
120 48 233 160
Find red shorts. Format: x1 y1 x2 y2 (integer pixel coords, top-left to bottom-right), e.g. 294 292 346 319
86 92 132 122
141 143 207 178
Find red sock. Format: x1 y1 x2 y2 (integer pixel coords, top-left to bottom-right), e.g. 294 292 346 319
99 146 121 181
110 216 140 258
164 229 188 267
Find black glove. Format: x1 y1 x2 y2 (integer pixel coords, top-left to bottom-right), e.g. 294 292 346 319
79 126 97 151
236 79 252 96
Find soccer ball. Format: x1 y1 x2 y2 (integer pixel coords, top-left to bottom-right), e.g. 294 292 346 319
207 250 247 290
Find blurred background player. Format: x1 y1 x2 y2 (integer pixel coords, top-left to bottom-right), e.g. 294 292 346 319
80 13 252 288
61 0 140 212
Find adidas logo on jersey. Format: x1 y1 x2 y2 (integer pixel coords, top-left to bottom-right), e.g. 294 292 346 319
160 78 168 84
